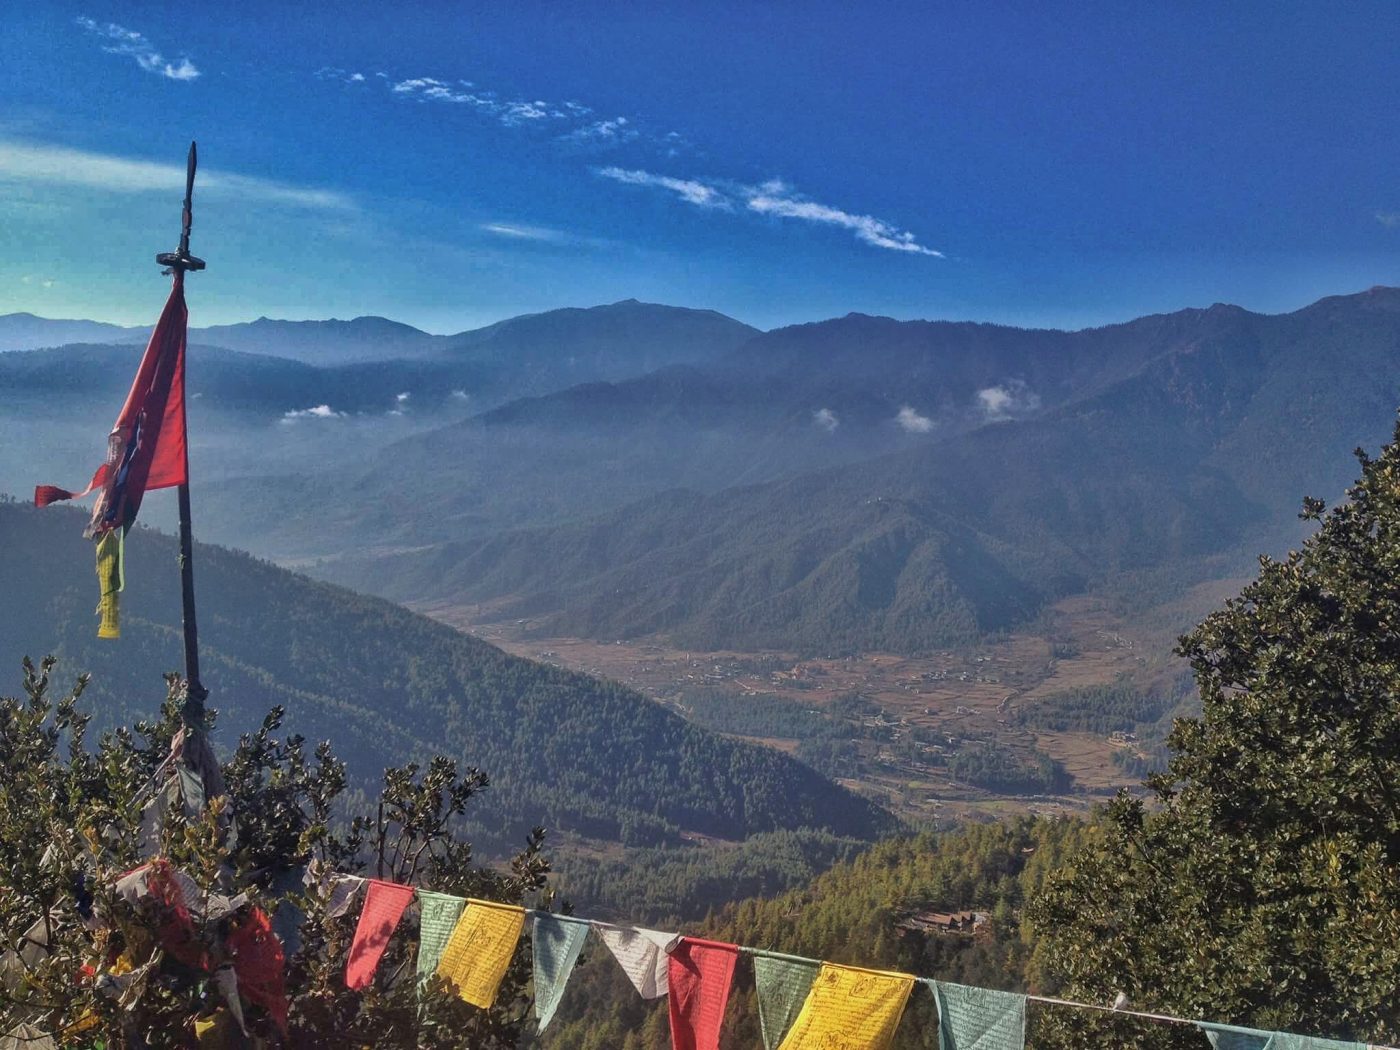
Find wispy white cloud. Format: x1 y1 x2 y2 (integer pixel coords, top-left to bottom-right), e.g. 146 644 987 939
76 17 199 81
390 77 566 126
563 117 640 148
814 407 840 432
895 405 935 433
20 275 57 289
747 179 942 256
281 404 346 422
594 168 942 256
1377 211 1400 228
976 381 1040 422
0 140 355 211
315 66 366 85
595 167 731 209
482 222 569 242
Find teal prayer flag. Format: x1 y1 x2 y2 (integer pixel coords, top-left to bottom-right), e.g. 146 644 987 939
416 891 466 988
532 913 589 1030
753 954 819 1050
1200 1022 1366 1050
930 979 1026 1050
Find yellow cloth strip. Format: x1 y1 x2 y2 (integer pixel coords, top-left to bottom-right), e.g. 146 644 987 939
95 529 123 639
777 962 915 1050
435 900 525 1008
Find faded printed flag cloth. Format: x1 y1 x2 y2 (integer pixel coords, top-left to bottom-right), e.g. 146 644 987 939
1198 1022 1366 1050
753 953 820 1050
415 891 466 987
928 980 1025 1050
345 879 415 990
436 899 525 1008
594 923 679 999
777 962 915 1050
667 937 739 1050
35 274 190 639
532 913 590 1031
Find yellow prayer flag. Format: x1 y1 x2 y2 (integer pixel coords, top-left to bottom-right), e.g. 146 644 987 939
95 529 124 639
435 899 525 1008
777 962 915 1050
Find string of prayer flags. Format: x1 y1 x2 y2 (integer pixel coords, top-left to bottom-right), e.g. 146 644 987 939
1198 1022 1367 1050
532 913 590 1031
753 953 820 1050
436 900 525 1009
594 923 679 999
777 962 915 1050
667 937 739 1050
345 879 415 990
416 891 467 988
929 980 1025 1050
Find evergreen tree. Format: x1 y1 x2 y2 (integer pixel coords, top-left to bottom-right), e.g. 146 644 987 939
1030 420 1400 1046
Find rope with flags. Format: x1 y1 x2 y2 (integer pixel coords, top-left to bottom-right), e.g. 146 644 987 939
305 868 1382 1050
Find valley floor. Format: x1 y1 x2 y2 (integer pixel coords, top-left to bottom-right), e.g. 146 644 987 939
411 583 1242 826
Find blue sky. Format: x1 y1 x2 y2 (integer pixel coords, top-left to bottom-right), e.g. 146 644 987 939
3 1 1400 332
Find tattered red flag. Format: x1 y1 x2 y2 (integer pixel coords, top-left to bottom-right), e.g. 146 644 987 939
35 272 189 525
34 273 189 638
667 936 739 1050
229 906 288 1034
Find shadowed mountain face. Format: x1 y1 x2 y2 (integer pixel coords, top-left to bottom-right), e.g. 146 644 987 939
0 500 895 853
316 288 1400 653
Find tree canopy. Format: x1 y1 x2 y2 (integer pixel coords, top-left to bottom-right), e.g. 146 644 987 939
1031 419 1400 1046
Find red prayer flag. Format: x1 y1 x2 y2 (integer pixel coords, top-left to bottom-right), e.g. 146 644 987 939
35 272 189 533
345 879 416 990
228 907 288 1034
667 937 738 1050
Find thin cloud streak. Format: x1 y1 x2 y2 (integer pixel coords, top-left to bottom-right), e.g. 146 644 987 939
594 167 942 255
0 140 355 211
75 17 200 81
595 167 731 209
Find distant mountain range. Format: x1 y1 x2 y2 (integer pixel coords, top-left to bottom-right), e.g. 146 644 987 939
5 286 1399 656
0 500 891 853
0 298 757 368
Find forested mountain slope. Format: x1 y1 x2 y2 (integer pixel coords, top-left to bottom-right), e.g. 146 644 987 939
326 287 1400 652
540 819 1094 1050
0 500 893 854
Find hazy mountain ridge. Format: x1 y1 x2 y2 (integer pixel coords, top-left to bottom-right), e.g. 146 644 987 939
318 287 1400 652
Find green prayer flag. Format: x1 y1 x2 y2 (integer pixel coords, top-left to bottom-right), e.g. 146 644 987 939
929 980 1025 1050
416 891 466 987
754 954 819 1050
532 913 589 1031
1200 1023 1366 1050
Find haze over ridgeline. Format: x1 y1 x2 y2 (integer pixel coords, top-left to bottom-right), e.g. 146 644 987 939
4 285 1398 656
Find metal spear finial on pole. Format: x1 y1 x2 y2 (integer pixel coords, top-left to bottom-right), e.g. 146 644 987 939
158 142 207 726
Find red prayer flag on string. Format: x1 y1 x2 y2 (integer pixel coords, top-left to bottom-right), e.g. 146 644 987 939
35 272 189 530
667 937 739 1050
345 879 416 990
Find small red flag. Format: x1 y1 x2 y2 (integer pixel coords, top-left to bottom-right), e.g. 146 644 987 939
228 906 288 1034
667 937 738 1050
35 272 189 532
345 879 416 991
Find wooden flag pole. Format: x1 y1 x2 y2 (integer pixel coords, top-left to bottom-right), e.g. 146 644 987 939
157 142 208 723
